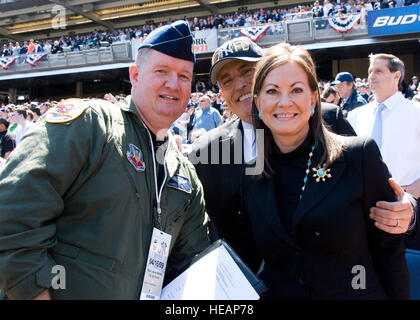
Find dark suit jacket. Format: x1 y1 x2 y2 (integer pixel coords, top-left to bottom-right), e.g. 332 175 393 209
242 137 410 299
321 103 356 136
190 118 263 272
189 104 356 273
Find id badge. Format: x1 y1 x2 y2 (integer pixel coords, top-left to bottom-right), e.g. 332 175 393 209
140 227 172 300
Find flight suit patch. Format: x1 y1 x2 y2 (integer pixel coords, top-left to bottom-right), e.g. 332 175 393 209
168 174 191 194
126 143 145 171
45 99 87 123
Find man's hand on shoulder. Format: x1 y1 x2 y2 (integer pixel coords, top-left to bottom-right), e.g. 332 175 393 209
370 178 414 234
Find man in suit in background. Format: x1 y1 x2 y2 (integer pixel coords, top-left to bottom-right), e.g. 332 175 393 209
189 37 417 272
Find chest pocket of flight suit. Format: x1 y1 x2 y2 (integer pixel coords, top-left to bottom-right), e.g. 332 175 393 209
160 179 192 243
108 119 149 214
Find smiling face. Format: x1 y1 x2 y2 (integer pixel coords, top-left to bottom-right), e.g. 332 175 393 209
254 62 316 152
217 60 257 124
130 49 193 134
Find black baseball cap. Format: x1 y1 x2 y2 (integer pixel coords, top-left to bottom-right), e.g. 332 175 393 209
210 37 263 84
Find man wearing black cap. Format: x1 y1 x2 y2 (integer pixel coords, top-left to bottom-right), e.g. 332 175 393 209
332 71 367 116
0 20 210 300
189 37 417 272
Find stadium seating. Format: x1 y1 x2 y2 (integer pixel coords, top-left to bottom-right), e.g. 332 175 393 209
406 249 420 300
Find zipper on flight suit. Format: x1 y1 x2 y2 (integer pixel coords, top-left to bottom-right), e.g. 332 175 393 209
143 123 168 230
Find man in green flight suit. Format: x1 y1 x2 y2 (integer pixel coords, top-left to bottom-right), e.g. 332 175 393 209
0 20 210 300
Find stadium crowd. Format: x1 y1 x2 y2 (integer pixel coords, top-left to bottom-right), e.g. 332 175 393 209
0 68 418 164
1 0 419 58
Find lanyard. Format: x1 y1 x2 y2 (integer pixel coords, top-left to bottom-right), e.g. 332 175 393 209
143 123 168 229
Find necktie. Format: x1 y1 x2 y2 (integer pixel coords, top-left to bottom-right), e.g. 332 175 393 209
371 103 385 149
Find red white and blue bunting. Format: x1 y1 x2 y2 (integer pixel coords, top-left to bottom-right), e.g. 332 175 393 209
327 15 361 33
240 25 271 42
26 53 47 66
0 56 17 70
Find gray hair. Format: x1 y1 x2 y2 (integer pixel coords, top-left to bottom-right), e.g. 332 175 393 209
135 47 153 71
369 53 405 90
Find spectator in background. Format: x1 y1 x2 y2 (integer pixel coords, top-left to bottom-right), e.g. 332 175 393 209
26 110 34 122
312 1 324 17
39 103 50 115
6 43 13 56
27 39 35 54
1 44 9 57
347 53 420 248
195 80 206 93
321 84 341 105
12 42 20 56
0 118 14 160
323 0 335 16
222 104 234 122
359 1 374 22
34 41 43 53
51 40 63 54
332 71 367 116
43 40 52 54
0 108 8 119
12 108 33 146
358 83 371 101
209 92 222 114
193 95 223 132
407 75 419 99
185 99 198 143
30 106 42 122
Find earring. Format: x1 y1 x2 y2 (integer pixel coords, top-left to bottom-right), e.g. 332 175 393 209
311 107 315 116
258 111 262 119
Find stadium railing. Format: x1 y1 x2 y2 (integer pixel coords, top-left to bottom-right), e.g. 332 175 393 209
1 13 369 75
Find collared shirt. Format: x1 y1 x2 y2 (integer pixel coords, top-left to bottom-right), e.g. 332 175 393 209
15 121 33 146
242 120 256 164
193 106 222 132
348 91 420 186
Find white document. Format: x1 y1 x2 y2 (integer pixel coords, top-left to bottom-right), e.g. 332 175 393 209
161 245 259 300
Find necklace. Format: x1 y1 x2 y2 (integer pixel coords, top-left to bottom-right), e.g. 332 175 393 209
300 145 315 200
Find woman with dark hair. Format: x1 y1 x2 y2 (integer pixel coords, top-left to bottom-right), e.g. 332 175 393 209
242 42 409 299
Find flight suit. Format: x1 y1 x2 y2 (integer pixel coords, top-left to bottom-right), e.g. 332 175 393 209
0 97 210 299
